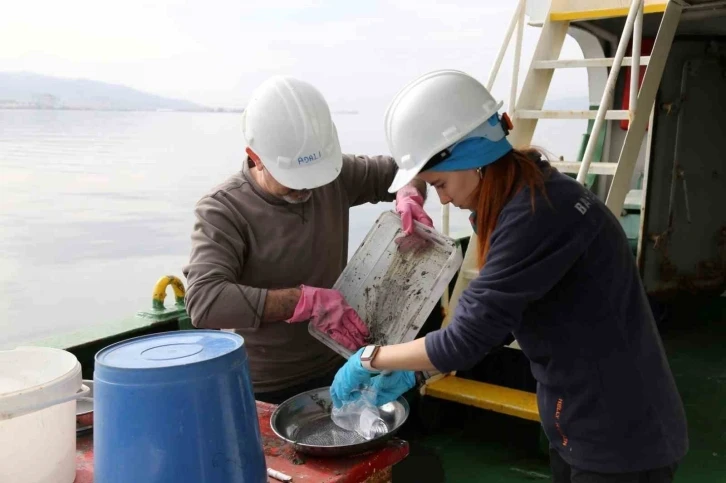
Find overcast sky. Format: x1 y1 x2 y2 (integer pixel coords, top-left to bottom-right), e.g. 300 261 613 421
0 0 588 110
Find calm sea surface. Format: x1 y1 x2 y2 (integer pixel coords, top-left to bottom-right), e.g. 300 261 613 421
0 109 578 347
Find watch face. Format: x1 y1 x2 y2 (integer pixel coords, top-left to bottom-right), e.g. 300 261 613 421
361 345 376 360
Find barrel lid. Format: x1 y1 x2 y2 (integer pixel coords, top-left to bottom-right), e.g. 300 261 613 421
96 330 243 370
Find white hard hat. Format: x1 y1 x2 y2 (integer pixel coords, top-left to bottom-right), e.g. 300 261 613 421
384 69 504 193
242 76 343 190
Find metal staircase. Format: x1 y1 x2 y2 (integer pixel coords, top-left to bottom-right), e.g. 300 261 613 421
422 0 684 422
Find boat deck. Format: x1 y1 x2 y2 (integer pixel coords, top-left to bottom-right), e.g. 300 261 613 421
66 295 725 482
391 295 726 482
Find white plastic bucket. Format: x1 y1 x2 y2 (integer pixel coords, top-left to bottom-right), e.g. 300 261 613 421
0 347 90 483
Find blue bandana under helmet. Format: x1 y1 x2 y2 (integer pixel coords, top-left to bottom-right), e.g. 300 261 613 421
423 113 513 231
424 113 513 174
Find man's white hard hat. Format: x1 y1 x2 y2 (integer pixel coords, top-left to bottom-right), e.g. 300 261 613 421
242 76 343 190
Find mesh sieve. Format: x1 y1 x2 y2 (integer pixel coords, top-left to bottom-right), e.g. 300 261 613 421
293 416 389 446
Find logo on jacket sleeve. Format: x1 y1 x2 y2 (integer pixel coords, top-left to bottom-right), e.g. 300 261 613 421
574 189 597 215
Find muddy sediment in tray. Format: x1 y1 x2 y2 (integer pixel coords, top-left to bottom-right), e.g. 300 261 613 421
363 246 422 346
316 212 456 356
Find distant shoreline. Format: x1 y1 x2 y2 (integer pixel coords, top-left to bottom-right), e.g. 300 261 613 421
0 106 244 113
0 107 360 114
0 72 365 116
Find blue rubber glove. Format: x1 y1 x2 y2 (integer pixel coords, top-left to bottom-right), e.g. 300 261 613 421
330 348 378 408
369 371 416 406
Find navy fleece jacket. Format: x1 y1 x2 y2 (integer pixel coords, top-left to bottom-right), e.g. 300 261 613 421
425 164 688 473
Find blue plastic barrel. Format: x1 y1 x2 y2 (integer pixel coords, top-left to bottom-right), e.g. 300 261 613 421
93 330 267 483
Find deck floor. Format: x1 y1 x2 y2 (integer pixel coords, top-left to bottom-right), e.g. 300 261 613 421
392 295 726 482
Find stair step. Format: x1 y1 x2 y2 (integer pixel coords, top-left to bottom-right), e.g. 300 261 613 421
516 110 629 120
550 0 668 22
463 268 479 280
534 56 651 69
550 161 618 175
423 376 540 422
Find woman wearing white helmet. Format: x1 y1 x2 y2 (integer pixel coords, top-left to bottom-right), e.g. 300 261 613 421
330 70 687 482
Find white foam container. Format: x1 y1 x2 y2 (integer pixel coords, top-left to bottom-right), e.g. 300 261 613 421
310 210 463 358
0 346 90 483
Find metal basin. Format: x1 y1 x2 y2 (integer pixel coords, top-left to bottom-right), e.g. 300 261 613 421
76 379 94 432
270 387 409 457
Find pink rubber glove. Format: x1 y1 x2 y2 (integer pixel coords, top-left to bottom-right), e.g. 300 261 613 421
395 185 434 253
286 285 370 351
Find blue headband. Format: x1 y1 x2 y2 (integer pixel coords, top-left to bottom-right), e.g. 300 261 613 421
426 114 513 172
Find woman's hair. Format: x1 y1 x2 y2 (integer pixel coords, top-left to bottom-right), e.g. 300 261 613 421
469 147 550 268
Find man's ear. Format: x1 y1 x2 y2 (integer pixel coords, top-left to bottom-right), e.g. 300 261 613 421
245 147 264 171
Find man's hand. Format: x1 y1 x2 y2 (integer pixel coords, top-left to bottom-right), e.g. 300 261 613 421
395 181 434 253
286 285 370 350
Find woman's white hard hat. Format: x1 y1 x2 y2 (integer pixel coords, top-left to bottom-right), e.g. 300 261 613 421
384 69 504 193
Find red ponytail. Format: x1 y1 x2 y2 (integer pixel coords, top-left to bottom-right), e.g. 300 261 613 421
474 149 549 268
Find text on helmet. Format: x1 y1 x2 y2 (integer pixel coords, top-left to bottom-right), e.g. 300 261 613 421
298 151 323 165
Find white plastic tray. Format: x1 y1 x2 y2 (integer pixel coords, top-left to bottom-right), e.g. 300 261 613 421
309 210 463 359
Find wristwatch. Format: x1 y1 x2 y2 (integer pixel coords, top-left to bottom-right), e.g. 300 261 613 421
359 345 428 389
360 345 380 371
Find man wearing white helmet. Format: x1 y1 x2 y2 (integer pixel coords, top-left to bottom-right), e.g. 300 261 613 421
182 76 432 403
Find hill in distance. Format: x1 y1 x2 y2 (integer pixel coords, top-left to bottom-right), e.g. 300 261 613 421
0 71 225 112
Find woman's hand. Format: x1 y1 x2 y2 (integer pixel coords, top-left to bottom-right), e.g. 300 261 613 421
330 348 379 408
369 371 416 405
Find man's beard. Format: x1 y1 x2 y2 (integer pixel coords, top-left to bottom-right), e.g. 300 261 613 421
282 190 312 204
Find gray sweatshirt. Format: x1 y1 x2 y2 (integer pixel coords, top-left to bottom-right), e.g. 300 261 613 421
183 155 397 392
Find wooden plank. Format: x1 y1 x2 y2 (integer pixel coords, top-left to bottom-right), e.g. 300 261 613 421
423 376 540 422
363 467 392 483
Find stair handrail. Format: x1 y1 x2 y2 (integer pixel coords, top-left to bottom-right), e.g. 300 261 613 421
438 0 525 313
577 0 644 184
440 0 526 238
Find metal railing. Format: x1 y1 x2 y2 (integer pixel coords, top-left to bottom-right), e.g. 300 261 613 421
440 0 526 238
438 0 526 311
577 0 644 184
441 0 646 233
